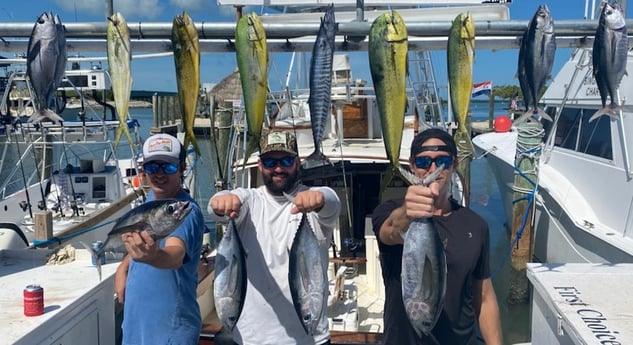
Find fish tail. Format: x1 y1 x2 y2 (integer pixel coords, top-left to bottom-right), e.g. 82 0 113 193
113 124 134 152
535 108 553 122
379 167 396 200
589 105 620 122
304 150 331 168
80 241 103 281
242 138 258 168
29 109 63 125
186 129 201 156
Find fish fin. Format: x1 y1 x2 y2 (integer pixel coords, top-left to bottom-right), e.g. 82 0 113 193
535 108 553 122
29 109 63 125
397 166 420 185
589 105 620 122
513 111 534 125
302 151 331 169
80 241 103 281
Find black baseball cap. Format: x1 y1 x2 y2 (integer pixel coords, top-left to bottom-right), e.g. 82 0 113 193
410 128 457 158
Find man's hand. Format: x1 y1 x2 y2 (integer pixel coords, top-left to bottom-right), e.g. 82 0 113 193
121 231 159 262
209 193 242 218
290 190 325 214
403 181 440 219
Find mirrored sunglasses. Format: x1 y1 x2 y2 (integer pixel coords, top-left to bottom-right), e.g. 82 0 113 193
143 161 179 175
414 155 453 169
261 156 296 168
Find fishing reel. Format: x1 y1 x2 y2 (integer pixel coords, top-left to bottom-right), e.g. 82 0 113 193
19 200 30 212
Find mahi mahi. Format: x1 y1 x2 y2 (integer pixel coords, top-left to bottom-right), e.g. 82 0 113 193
368 11 408 197
514 5 556 124
172 12 202 155
306 4 336 166
26 12 66 124
447 12 475 205
107 12 135 152
590 0 628 122
236 13 268 165
214 218 247 332
83 199 192 280
399 166 447 338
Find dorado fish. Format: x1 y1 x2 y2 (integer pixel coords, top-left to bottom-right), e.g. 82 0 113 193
514 5 556 124
82 199 192 280
214 218 247 332
399 166 447 338
236 13 268 165
107 12 135 152
447 12 475 205
26 12 66 124
306 4 336 166
172 12 202 155
368 11 408 197
590 0 628 122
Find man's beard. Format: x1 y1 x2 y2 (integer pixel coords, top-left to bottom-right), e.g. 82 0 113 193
263 169 299 195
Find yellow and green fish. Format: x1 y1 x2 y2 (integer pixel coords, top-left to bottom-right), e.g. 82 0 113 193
172 12 201 156
447 12 475 204
107 12 135 152
235 13 268 165
368 10 408 198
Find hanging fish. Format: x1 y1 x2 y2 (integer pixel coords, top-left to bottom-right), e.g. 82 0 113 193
235 13 268 165
590 0 628 122
514 5 556 124
172 12 202 155
447 12 476 205
26 12 66 124
305 4 336 167
368 10 408 198
107 12 135 152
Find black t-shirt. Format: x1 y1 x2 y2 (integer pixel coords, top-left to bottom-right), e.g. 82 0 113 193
371 198 491 345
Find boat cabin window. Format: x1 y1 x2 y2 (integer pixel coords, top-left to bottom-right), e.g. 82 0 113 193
544 106 612 160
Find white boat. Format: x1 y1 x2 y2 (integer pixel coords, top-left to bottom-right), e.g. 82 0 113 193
0 62 148 251
472 46 633 264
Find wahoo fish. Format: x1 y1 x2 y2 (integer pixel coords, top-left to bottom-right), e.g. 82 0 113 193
590 0 628 122
83 199 192 280
26 12 66 124
516 31 532 112
399 166 447 338
514 5 556 124
306 4 336 166
368 11 408 197
107 12 135 152
172 12 202 155
447 12 475 204
236 13 268 165
214 218 247 332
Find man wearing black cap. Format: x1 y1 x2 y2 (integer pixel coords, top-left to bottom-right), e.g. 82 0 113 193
208 130 341 345
372 128 502 345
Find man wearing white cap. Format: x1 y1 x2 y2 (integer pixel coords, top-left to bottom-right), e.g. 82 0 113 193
115 133 204 344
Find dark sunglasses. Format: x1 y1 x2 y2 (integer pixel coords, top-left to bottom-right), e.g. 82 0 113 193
414 155 453 169
143 161 179 175
261 156 296 168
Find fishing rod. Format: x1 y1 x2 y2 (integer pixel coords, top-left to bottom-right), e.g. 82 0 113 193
12 131 33 219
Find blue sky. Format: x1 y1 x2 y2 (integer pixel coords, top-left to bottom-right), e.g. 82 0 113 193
2 0 629 95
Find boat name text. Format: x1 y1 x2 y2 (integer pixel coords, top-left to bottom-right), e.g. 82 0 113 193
554 286 622 345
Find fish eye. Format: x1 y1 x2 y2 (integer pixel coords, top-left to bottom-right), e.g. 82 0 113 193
167 205 175 213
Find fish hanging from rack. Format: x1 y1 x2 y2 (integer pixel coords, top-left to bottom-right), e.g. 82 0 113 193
235 13 268 166
368 10 408 198
305 4 336 168
107 12 136 152
514 5 556 124
172 12 202 156
589 0 628 122
26 12 66 124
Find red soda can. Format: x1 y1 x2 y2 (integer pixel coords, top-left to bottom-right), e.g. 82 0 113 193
23 284 44 316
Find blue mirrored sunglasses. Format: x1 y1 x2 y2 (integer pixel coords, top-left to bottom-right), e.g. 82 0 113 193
414 155 453 169
261 156 296 168
143 161 179 175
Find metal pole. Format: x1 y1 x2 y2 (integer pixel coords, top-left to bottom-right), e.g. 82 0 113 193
105 0 113 19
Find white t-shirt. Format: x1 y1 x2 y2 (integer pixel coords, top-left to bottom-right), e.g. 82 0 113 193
209 184 341 345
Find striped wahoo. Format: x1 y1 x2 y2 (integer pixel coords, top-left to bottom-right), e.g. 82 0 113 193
306 4 336 166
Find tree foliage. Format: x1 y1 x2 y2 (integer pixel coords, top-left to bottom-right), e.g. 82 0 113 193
492 85 521 99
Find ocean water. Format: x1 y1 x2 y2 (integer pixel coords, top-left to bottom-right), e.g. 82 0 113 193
0 103 531 343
